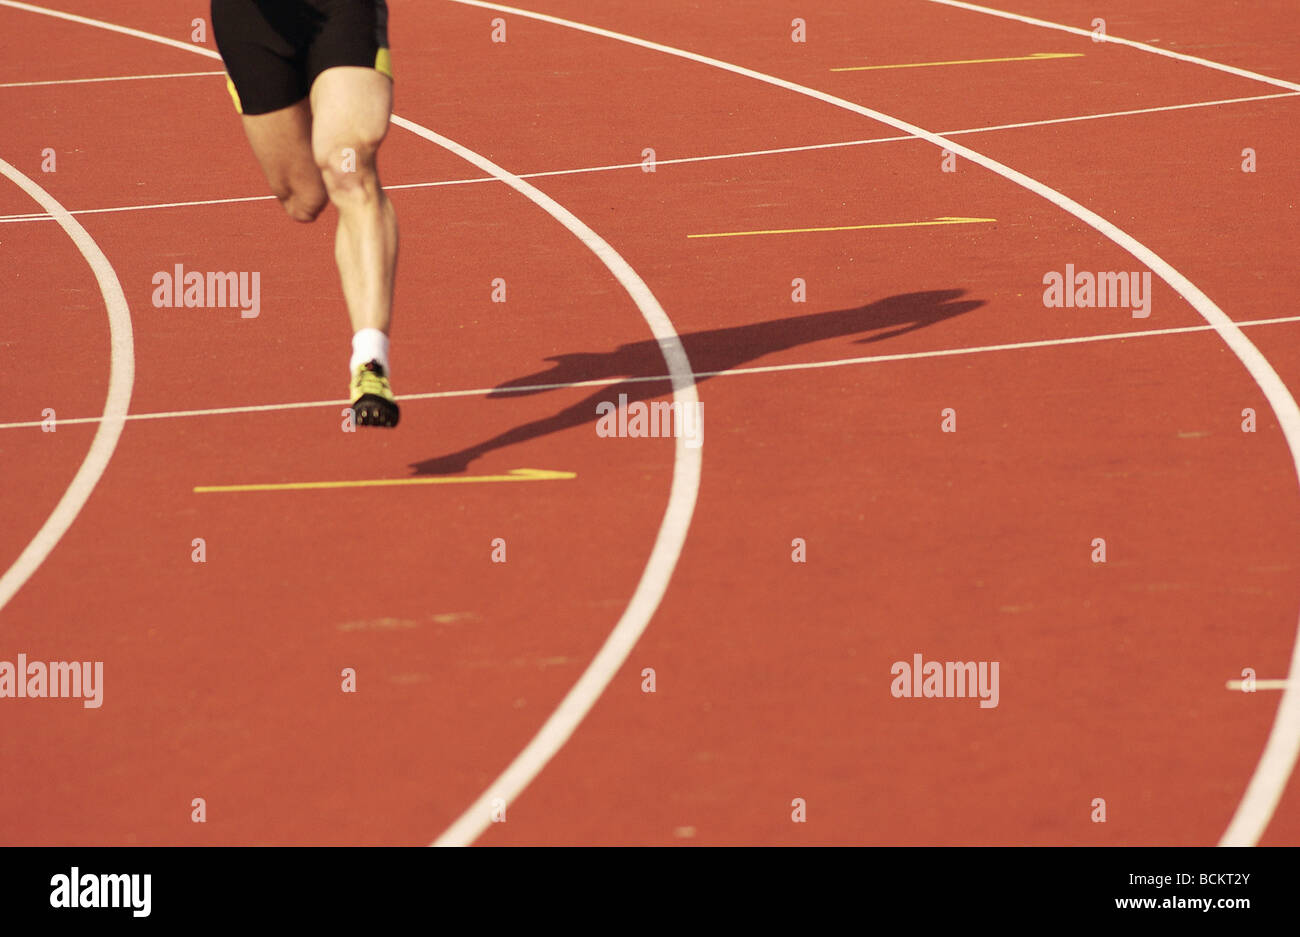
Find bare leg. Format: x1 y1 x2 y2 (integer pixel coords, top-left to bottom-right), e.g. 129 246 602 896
309 66 397 335
238 98 328 224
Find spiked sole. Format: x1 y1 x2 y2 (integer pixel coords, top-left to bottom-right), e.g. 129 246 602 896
351 394 400 428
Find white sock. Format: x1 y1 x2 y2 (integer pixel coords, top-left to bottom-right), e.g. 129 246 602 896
350 328 390 374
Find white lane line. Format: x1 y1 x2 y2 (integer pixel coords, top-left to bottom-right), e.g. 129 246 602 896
920 0 1300 847
7 312 1300 432
390 116 702 848
0 157 134 615
922 0 1300 93
0 0 223 61
936 90 1299 136
2 89 1294 226
0 194 280 223
0 70 223 89
1 0 703 851
444 0 1300 849
0 396 365 429
925 0 1300 853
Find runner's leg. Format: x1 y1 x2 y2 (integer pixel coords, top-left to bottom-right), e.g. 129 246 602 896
240 99 328 223
310 66 397 336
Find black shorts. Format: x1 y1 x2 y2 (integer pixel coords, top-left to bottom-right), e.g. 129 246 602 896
211 0 391 115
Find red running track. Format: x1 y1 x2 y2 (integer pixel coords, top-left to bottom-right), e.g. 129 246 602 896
1 0 1299 845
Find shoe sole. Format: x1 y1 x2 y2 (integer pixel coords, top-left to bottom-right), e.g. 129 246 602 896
351 394 400 428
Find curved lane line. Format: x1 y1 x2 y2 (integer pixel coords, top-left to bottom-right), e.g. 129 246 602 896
442 0 1300 847
921 0 1300 93
0 157 135 615
393 117 701 847
0 0 702 849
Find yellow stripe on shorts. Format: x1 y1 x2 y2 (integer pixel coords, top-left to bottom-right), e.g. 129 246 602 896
225 75 243 114
375 47 393 79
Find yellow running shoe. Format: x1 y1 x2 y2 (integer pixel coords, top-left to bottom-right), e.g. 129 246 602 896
349 360 400 427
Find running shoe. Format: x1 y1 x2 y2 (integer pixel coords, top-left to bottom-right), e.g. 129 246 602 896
349 360 400 428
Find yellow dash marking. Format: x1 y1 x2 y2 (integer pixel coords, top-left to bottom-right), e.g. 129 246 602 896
193 468 575 493
831 52 1083 72
1226 679 1291 691
688 216 996 240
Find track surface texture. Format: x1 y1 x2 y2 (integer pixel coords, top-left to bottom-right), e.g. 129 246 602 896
1 0 1298 846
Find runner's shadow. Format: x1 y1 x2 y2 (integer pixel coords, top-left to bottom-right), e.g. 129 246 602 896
409 289 984 475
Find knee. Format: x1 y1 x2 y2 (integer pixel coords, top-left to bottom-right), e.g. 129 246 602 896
316 141 381 202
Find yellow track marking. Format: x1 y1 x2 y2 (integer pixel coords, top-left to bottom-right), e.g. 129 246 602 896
194 468 575 493
688 216 996 240
831 52 1083 72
